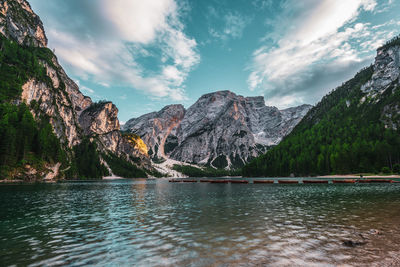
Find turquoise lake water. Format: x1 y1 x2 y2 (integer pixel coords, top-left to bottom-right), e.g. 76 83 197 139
1 179 400 266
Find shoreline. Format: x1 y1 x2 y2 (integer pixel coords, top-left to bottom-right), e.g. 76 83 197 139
316 174 400 179
2 174 400 184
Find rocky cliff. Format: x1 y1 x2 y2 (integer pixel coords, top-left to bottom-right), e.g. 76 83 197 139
1 0 91 148
361 44 400 98
361 41 400 130
79 101 149 164
0 0 47 47
123 104 186 161
1 0 150 179
124 91 311 168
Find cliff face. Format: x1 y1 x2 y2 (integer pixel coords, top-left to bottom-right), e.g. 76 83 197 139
21 59 92 147
79 102 120 136
1 0 91 147
123 104 186 160
124 91 312 168
1 0 150 179
361 44 400 130
0 0 47 47
361 45 400 97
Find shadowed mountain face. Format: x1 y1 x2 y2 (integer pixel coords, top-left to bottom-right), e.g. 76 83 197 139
124 91 311 169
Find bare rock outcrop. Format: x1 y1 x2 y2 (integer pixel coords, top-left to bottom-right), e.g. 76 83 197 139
361 42 400 130
0 0 47 47
79 102 120 136
123 104 185 160
361 45 400 97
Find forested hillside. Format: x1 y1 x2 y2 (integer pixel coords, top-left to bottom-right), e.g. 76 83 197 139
0 4 150 180
243 37 400 177
0 34 68 178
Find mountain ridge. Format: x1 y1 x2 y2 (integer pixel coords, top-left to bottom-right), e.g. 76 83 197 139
124 90 312 169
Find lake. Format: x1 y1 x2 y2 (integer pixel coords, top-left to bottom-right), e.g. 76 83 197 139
1 179 400 266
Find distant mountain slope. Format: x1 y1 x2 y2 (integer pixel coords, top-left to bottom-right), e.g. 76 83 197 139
243 36 400 177
124 91 311 169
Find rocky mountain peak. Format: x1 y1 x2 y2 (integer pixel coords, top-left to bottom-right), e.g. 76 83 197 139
125 90 312 169
160 104 186 116
0 0 47 47
123 103 186 160
79 101 120 136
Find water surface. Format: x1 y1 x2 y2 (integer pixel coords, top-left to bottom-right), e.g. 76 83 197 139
1 179 400 266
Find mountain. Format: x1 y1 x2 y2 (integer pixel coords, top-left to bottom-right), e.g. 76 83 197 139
123 91 311 169
243 36 400 177
0 0 152 180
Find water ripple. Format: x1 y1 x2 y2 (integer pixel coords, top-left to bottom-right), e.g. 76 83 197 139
0 181 400 266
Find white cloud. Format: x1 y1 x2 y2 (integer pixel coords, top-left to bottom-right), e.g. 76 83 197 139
247 0 392 108
47 0 199 101
102 0 176 44
266 94 305 109
290 0 375 45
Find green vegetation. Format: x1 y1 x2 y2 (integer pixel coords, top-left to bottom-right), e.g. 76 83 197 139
381 167 391 174
0 34 55 102
173 164 241 177
243 66 400 177
211 155 229 168
66 138 109 179
103 153 147 178
380 34 400 51
393 164 400 174
0 103 66 178
84 100 111 114
0 33 72 179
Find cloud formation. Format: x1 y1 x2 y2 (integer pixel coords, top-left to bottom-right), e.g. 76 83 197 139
247 0 396 108
43 0 200 100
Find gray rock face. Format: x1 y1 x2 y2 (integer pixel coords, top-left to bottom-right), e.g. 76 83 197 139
78 101 151 169
79 102 120 136
123 105 185 159
361 45 400 97
0 0 47 47
361 44 400 130
21 58 92 147
124 91 312 168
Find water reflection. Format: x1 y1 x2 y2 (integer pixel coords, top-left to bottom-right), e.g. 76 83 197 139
0 181 399 266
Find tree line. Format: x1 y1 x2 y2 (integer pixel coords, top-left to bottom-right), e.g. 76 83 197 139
243 65 400 177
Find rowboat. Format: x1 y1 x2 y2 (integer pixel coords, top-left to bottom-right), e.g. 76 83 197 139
332 180 356 184
303 180 328 184
253 180 274 184
228 180 249 184
209 180 229 183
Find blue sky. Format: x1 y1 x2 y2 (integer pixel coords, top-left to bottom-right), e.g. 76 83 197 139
29 0 400 123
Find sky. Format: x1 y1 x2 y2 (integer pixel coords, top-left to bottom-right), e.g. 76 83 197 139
29 0 400 123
